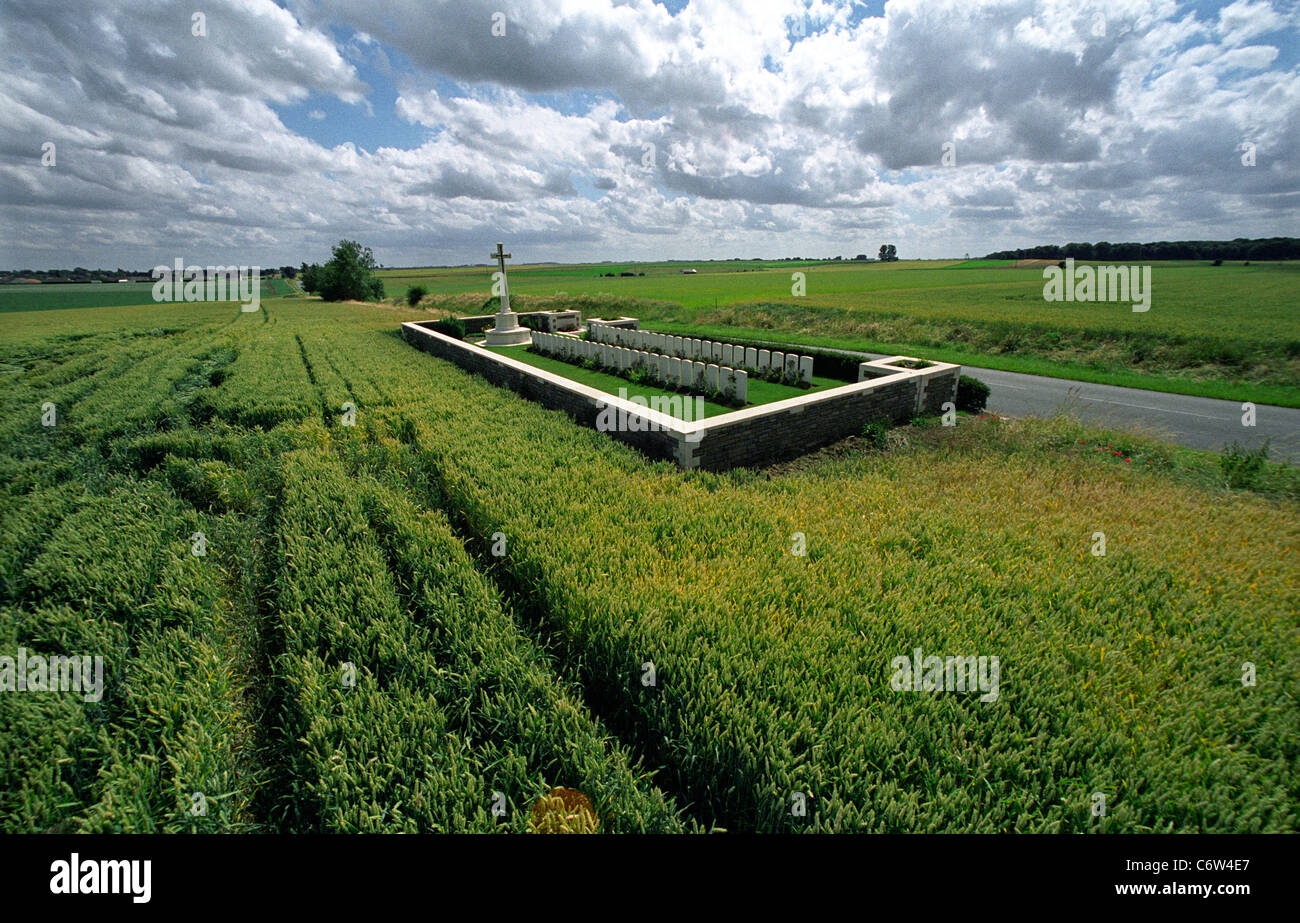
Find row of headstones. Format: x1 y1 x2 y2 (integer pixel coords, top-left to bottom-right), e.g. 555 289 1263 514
532 331 748 403
589 323 813 386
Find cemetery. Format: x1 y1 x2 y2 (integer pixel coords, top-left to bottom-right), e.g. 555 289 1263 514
402 243 960 468
400 247 954 469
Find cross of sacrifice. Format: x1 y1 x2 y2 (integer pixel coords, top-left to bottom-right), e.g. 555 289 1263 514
491 242 511 312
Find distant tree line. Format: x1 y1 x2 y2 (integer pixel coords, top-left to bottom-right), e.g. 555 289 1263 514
0 268 152 283
985 237 1299 261
1 265 301 284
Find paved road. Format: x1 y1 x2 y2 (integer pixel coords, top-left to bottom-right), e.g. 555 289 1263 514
962 364 1299 464
741 337 1298 463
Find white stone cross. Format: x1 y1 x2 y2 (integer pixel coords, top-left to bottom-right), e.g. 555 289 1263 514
491 242 512 313
483 241 531 345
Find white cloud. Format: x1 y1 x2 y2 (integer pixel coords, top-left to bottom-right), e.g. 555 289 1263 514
0 0 1296 267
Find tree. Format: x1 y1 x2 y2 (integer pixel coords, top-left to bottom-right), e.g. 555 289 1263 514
406 284 428 307
299 262 322 294
878 244 898 262
304 240 385 301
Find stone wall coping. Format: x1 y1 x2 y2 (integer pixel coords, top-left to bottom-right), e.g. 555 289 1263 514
403 321 959 438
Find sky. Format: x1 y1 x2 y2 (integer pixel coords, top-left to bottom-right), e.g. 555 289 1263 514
1 0 1297 269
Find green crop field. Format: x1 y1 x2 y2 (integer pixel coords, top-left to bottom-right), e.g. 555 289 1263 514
1 277 294 313
2 294 1295 833
383 259 1300 406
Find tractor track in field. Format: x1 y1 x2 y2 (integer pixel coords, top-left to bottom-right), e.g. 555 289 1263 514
293 333 332 430
381 415 721 832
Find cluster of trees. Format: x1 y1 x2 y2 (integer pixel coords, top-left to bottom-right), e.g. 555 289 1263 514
878 244 898 262
300 240 385 302
985 237 1299 262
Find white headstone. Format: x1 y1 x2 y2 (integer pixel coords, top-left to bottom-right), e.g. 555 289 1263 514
758 349 770 370
734 369 748 403
746 347 758 369
706 363 719 392
785 353 799 383
772 351 785 373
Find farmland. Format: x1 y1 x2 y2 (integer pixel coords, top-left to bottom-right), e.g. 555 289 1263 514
383 259 1300 406
0 276 296 313
2 294 1295 833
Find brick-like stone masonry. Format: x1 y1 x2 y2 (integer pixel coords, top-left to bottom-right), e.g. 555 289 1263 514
402 321 960 470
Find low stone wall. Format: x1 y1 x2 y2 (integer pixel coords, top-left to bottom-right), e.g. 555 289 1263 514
402 321 960 470
459 310 581 334
586 316 639 330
